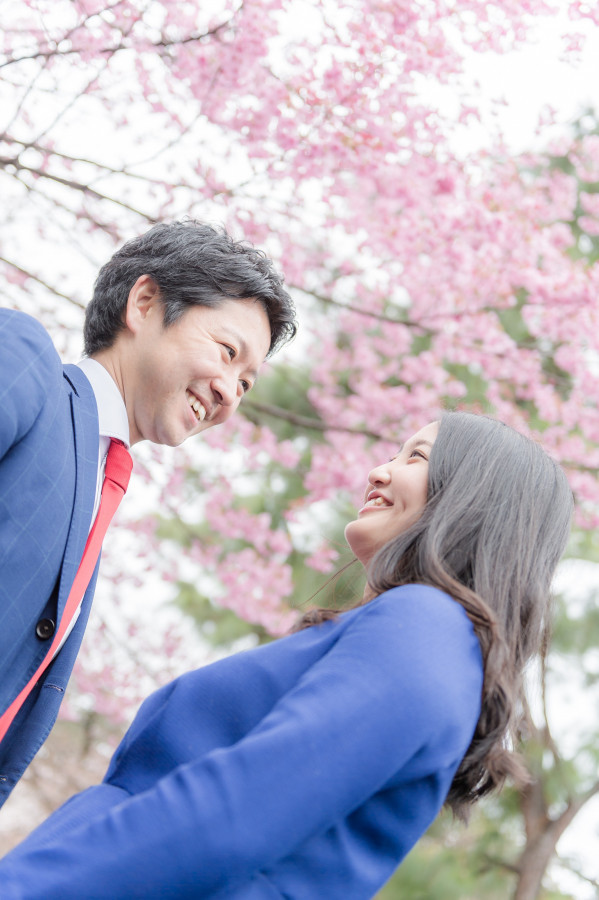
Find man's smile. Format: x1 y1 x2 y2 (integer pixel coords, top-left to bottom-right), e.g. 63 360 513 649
186 389 207 422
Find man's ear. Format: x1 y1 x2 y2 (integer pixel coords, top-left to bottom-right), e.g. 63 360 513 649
124 275 161 334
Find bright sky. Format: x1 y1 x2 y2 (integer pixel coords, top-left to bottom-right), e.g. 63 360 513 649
457 10 599 154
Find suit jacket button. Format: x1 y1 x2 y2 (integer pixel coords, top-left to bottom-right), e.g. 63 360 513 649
35 618 56 640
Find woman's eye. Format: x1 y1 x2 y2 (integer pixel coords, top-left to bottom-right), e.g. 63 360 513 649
223 344 236 360
240 380 251 393
410 449 427 460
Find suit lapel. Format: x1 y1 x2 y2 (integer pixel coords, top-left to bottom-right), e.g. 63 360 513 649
54 364 99 625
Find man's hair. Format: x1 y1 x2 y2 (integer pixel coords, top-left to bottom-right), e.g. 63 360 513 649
83 221 297 356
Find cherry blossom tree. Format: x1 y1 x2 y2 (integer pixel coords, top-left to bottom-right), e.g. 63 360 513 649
1 0 599 893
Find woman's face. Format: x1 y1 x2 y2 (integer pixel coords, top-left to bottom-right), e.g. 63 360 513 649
344 421 438 567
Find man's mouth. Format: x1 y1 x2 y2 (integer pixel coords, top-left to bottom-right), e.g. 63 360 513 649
186 390 207 422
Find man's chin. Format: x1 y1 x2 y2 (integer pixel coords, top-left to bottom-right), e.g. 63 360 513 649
175 420 213 444
194 416 224 436
153 424 191 448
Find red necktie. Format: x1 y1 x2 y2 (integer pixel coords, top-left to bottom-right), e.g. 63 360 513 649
0 439 132 744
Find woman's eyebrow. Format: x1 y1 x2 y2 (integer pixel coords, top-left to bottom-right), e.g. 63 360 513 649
404 439 434 452
393 438 433 458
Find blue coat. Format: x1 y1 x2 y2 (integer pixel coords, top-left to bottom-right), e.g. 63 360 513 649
0 585 483 899
0 308 99 805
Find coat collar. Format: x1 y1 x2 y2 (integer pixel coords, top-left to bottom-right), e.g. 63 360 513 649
55 366 100 622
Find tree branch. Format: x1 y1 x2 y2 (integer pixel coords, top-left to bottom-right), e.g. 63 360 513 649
242 405 599 472
0 156 158 222
513 779 599 900
290 284 425 328
0 256 85 308
558 855 599 891
0 13 237 70
540 651 564 768
1 129 206 192
243 399 384 440
479 853 521 877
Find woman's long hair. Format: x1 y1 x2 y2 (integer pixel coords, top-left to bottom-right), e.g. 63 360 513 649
298 412 574 817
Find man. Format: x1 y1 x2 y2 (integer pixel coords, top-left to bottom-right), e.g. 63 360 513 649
0 220 296 806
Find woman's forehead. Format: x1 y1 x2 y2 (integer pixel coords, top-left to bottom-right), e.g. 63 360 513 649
403 421 439 448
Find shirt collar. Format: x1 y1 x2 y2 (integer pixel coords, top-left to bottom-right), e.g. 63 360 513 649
76 357 130 448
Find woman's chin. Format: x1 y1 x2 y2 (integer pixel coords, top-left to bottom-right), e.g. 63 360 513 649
344 524 373 568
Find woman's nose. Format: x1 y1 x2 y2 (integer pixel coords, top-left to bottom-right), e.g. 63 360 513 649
367 464 391 486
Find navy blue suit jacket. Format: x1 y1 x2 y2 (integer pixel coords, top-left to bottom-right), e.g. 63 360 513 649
0 586 483 898
0 309 99 805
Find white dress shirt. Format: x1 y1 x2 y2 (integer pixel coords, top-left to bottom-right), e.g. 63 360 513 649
76 357 130 524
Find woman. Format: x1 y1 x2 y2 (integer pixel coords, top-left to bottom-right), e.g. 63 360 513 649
0 413 573 899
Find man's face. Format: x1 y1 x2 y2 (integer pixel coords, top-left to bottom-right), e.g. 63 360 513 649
123 290 271 447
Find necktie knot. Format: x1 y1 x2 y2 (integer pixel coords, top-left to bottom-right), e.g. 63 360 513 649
105 439 133 494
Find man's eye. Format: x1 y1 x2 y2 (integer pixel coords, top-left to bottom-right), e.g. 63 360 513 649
223 344 236 360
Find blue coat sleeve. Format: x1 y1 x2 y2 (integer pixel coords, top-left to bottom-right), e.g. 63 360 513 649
0 310 59 462
0 589 482 899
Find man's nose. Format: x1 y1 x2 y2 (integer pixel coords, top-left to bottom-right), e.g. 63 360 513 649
212 372 238 407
